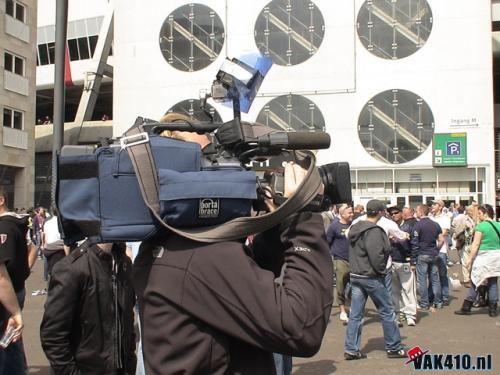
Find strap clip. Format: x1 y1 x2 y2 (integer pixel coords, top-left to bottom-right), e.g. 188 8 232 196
120 132 150 150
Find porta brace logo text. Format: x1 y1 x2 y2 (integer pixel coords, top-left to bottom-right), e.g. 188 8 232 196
199 198 220 219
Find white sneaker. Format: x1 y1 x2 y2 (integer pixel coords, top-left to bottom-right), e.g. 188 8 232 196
340 312 349 324
406 317 416 326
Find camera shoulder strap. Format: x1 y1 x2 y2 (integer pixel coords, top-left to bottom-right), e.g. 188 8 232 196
123 125 322 243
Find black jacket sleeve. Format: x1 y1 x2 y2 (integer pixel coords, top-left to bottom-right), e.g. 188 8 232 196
40 256 84 375
181 212 333 357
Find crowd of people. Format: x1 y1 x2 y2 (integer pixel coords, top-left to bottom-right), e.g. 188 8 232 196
1 163 499 374
324 199 500 360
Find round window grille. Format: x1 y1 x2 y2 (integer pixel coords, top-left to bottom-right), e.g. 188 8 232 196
159 4 225 72
357 0 433 60
257 94 325 133
254 0 325 66
358 89 434 164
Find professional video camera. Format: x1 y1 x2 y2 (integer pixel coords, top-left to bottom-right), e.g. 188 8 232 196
56 56 352 244
137 57 352 212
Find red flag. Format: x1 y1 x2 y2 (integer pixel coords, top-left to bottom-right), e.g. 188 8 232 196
64 46 73 87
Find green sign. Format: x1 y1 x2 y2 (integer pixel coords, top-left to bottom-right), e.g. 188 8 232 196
432 133 467 167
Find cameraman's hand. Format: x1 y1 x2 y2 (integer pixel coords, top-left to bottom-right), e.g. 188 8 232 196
264 162 322 212
283 162 307 198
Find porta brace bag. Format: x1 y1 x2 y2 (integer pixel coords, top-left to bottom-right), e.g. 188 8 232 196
58 119 322 244
57 133 257 244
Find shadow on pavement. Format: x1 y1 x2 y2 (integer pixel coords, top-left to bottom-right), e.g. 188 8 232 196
293 359 337 374
361 336 386 354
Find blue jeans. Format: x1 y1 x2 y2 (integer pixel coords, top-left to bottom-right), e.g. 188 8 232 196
437 252 449 302
273 353 292 375
0 289 26 375
465 278 498 304
345 276 402 353
417 255 442 308
135 305 145 375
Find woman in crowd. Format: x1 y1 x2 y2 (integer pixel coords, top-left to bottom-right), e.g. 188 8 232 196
455 204 500 317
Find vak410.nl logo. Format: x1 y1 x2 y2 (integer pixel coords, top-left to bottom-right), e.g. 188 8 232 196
405 346 493 371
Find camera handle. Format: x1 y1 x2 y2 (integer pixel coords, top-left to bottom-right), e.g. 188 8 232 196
123 124 322 243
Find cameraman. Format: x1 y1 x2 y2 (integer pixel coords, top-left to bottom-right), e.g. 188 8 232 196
133 161 333 374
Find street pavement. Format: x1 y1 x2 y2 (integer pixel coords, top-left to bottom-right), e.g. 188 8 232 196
22 257 500 374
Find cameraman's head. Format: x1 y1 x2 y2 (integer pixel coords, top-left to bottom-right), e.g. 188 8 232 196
159 112 210 149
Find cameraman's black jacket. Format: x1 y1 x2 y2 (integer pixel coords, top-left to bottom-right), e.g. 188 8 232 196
133 212 333 375
40 242 136 375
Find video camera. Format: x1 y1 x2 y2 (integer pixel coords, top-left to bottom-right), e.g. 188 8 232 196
141 57 352 211
56 56 352 244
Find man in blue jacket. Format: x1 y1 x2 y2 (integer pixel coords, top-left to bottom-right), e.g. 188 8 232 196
411 204 444 311
344 200 406 360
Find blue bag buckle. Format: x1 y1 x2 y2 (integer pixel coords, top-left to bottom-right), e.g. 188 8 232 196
120 132 150 150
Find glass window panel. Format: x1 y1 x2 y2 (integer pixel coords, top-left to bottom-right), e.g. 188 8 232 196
254 0 325 66
4 53 13 72
89 35 98 56
74 19 86 37
86 17 101 35
159 4 225 72
14 56 24 75
15 3 25 22
38 44 49 65
6 0 14 17
67 39 79 61
13 110 23 130
77 37 90 60
46 25 56 44
3 109 12 128
67 20 78 40
47 42 55 64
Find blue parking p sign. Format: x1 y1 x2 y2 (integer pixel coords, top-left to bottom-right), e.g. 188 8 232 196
446 141 461 156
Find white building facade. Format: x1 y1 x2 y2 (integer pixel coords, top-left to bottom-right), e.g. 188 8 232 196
32 0 497 209
113 0 495 208
1 0 37 209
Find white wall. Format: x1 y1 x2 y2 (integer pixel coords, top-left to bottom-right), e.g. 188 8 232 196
113 0 495 200
114 0 356 132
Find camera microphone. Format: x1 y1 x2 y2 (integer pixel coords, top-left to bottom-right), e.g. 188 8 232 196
257 132 331 150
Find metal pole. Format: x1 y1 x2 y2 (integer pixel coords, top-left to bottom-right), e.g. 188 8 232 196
51 0 68 208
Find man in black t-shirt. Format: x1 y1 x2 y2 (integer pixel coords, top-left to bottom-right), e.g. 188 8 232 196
0 187 36 375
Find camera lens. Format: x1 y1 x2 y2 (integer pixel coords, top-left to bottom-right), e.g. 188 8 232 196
317 162 352 205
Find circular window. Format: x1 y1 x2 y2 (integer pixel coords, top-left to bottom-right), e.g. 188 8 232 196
254 0 325 66
159 4 225 72
357 0 433 60
358 89 434 164
256 94 325 132
167 99 223 123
